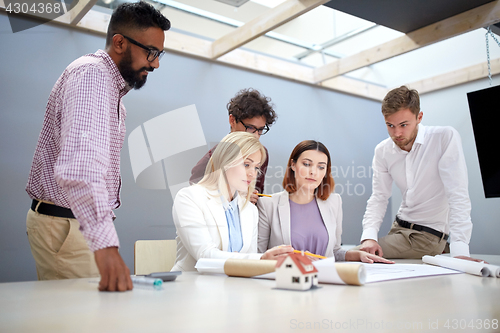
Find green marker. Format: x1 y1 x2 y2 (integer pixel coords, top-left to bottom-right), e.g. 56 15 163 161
131 276 163 290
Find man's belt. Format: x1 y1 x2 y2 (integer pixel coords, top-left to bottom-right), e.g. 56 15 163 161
31 199 75 219
396 216 448 241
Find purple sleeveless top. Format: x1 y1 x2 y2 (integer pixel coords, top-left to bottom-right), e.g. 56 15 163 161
289 198 328 256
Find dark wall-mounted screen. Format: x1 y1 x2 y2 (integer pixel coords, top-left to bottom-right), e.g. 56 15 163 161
467 85 500 198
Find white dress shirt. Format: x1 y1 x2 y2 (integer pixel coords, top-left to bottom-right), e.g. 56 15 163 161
361 125 472 257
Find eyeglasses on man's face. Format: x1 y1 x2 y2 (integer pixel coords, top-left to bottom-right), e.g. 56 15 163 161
119 34 165 62
239 119 270 135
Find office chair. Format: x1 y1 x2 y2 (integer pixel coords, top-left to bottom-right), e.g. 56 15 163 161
134 239 177 275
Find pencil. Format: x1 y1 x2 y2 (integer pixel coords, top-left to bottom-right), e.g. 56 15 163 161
293 250 327 259
257 193 272 197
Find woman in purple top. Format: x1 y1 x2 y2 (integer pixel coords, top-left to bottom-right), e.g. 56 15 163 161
257 140 392 263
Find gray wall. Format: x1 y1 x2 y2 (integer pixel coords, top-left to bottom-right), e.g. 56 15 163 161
7 12 497 283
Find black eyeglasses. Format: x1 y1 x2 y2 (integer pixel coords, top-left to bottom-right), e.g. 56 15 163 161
120 34 165 62
239 119 270 135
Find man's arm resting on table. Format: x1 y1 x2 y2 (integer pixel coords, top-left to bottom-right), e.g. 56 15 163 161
359 147 392 256
359 239 384 257
438 128 478 261
94 247 133 292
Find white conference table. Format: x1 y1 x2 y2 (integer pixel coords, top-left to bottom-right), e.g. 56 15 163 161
1 255 499 333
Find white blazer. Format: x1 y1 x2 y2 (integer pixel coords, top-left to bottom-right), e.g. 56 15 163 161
171 184 262 272
257 190 345 259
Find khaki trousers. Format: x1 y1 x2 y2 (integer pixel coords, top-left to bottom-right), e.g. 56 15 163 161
378 221 448 259
26 209 99 280
356 221 447 259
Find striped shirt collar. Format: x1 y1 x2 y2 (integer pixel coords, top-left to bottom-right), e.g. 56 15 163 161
94 49 131 97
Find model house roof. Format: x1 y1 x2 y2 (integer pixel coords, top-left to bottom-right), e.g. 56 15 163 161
276 252 319 275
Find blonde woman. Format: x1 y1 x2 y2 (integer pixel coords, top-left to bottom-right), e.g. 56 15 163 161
172 132 292 271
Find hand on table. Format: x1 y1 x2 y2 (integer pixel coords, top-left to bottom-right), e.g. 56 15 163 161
358 251 394 264
359 239 383 256
94 247 133 292
261 245 294 260
345 250 394 264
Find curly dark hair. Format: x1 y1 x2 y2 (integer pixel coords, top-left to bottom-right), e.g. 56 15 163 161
106 1 171 47
227 88 277 126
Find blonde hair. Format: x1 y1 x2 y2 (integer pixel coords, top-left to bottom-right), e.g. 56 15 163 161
198 132 266 208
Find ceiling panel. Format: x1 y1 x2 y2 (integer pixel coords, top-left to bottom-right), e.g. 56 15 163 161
323 0 496 33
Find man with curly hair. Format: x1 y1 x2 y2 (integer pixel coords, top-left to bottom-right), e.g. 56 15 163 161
190 88 277 203
26 1 170 291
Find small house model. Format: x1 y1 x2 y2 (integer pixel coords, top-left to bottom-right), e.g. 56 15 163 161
275 252 319 290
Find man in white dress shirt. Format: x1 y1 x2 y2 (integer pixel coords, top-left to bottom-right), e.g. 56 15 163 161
359 86 482 262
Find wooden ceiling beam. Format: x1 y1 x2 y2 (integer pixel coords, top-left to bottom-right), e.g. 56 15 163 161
68 0 99 26
0 7 385 101
313 0 500 83
210 0 329 60
407 58 500 94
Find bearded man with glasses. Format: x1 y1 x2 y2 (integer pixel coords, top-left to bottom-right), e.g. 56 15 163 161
190 88 278 204
25 1 170 292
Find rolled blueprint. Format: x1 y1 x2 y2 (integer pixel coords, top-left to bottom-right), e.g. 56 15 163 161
334 263 366 286
422 255 495 277
314 259 366 286
435 255 500 278
195 258 277 276
196 258 366 286
484 264 500 278
224 259 278 277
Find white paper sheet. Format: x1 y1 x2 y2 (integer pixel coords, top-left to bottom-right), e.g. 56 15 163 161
361 262 460 283
195 258 460 284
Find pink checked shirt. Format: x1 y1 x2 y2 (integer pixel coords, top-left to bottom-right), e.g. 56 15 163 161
26 50 130 252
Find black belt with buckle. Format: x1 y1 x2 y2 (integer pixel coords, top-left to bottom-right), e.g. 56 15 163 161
396 216 448 241
31 199 75 219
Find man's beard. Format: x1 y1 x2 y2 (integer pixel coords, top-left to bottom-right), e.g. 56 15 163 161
392 126 418 150
119 48 153 90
